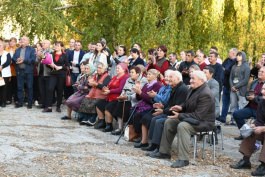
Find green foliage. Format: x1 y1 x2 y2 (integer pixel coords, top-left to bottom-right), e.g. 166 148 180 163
0 0 264 62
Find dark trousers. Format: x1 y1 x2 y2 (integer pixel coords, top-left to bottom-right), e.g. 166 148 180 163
38 76 52 108
240 133 265 163
220 86 230 121
7 76 18 102
33 76 39 102
233 107 256 129
148 114 167 145
17 70 33 105
49 75 65 108
0 77 10 104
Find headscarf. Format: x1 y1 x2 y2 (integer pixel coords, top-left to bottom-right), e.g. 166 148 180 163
117 62 129 73
85 63 96 75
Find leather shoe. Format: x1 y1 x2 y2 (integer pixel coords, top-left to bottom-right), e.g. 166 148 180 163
15 103 23 108
230 159 251 169
141 143 158 151
134 142 149 148
102 123 113 132
146 148 159 156
61 116 71 120
42 108 52 112
56 107 61 112
234 135 243 140
171 160 189 168
149 151 171 159
111 129 122 135
251 164 265 176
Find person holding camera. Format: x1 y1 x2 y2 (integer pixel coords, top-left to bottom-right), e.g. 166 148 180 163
147 45 169 75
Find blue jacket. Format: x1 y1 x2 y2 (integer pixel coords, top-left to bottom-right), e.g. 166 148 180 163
12 46 36 74
68 50 85 67
153 85 172 106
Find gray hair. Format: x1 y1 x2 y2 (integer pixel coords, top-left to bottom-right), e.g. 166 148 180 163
230 48 238 53
192 70 207 82
171 70 183 81
164 69 173 77
97 62 107 71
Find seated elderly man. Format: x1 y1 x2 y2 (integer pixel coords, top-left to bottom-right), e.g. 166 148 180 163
233 66 265 140
150 70 215 168
140 70 188 151
230 83 265 176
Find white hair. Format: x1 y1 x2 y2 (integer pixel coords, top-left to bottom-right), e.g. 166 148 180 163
171 70 183 81
192 70 207 82
164 69 173 77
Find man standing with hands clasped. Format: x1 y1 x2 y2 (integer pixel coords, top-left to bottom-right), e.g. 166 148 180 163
12 36 36 109
150 70 215 168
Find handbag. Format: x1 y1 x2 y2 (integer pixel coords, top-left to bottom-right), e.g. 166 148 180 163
65 70 72 87
240 123 254 138
0 77 5 86
124 125 138 141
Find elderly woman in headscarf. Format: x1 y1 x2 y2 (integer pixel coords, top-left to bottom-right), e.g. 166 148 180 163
94 63 129 132
77 62 111 124
61 63 95 120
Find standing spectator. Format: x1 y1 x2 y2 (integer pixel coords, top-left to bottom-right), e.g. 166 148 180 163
251 53 265 79
110 45 128 77
36 40 53 112
128 48 145 69
0 41 12 107
89 41 108 68
49 41 69 112
208 51 224 96
80 42 96 64
176 51 186 69
229 51 251 125
5 37 18 104
65 38 75 58
203 66 220 118
12 36 36 108
168 53 178 70
65 41 85 99
218 48 237 123
178 50 197 85
147 45 169 75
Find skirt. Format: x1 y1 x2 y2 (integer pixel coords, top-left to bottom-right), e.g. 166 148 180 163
65 91 86 111
78 98 102 114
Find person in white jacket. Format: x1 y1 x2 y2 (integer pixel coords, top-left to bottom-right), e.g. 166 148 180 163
0 41 12 107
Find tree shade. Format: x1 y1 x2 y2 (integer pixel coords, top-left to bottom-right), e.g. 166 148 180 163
0 0 264 62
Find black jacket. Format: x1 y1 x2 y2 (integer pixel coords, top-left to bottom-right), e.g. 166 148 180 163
163 82 189 115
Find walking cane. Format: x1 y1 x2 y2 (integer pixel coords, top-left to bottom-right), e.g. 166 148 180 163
115 106 137 144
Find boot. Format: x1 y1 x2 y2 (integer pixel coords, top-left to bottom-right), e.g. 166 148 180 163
94 119 106 129
102 123 113 132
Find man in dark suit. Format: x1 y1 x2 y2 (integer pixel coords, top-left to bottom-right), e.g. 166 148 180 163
12 36 36 108
150 70 215 168
65 40 85 98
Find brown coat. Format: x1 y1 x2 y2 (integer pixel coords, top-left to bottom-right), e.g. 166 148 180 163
178 83 215 132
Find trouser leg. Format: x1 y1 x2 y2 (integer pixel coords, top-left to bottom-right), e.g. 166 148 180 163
159 118 179 155
177 122 197 161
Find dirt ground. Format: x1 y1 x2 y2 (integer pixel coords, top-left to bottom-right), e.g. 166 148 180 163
0 104 261 177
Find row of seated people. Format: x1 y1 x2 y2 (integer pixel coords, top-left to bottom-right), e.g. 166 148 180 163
61 61 218 168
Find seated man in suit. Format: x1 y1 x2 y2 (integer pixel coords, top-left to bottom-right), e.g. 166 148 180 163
230 83 265 176
150 70 215 168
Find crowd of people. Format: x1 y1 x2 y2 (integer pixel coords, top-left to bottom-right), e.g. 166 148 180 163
0 36 265 175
